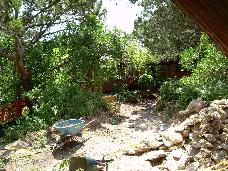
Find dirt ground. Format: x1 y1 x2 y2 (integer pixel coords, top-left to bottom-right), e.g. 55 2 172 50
1 99 173 171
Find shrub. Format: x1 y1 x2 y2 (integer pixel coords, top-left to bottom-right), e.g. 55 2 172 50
38 86 105 124
159 79 180 102
2 116 47 143
138 73 154 90
160 33 228 109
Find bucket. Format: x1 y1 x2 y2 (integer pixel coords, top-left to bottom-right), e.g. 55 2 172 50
69 157 97 171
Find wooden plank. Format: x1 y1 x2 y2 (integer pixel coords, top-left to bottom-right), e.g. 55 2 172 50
172 0 228 56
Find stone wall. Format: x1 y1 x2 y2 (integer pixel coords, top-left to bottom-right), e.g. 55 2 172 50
124 99 228 170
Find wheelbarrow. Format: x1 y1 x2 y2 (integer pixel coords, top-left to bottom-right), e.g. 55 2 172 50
53 119 95 147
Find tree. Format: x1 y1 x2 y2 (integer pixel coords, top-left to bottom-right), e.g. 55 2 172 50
133 0 201 61
0 0 100 98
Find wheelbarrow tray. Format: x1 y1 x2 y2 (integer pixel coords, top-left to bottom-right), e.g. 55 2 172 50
52 119 95 147
53 119 85 136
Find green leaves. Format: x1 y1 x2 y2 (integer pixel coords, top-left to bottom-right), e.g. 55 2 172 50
7 19 23 33
161 33 228 108
134 0 200 60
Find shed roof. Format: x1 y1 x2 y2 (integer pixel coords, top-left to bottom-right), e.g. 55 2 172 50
173 0 228 56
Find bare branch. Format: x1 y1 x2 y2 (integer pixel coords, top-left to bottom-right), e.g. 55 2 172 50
30 27 49 45
42 29 66 38
27 0 61 24
25 20 66 30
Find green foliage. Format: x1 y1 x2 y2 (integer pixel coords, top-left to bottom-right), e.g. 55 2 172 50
160 33 228 109
0 157 10 168
25 75 106 124
160 79 198 109
0 33 18 103
134 0 200 60
160 79 180 102
138 73 154 90
116 87 137 102
3 116 47 143
30 130 47 149
54 159 70 171
101 33 156 90
0 0 155 146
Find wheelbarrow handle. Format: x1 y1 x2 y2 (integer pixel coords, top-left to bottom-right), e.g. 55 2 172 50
81 119 96 130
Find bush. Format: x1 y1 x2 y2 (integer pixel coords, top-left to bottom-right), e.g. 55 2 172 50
2 116 47 143
160 79 198 109
159 79 180 102
26 79 106 124
160 33 228 109
116 87 137 103
138 73 154 90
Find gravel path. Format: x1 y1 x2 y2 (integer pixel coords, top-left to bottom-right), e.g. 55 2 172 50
2 101 171 171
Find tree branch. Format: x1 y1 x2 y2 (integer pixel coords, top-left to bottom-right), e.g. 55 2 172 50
28 0 61 24
42 29 66 38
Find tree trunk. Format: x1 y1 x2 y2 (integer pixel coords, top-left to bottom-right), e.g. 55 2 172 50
14 36 32 95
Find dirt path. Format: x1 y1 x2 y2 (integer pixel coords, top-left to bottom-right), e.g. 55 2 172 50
2 100 171 171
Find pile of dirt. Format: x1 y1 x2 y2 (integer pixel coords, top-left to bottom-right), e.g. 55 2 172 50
124 99 228 170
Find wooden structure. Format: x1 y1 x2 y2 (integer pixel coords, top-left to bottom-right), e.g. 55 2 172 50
159 58 192 79
172 0 228 56
0 98 31 122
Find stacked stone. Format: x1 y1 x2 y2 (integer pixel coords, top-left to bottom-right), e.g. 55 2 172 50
124 99 228 170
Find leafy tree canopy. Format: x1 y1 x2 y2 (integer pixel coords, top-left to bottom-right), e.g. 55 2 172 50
132 0 201 61
0 0 103 97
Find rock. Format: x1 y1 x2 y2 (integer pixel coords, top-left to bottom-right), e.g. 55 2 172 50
164 148 190 170
162 129 183 147
213 143 222 150
219 133 228 142
191 123 201 134
145 139 164 150
189 132 200 147
181 129 190 138
108 156 153 171
193 139 213 148
222 143 228 150
170 148 184 159
175 125 185 132
185 161 200 171
159 144 168 150
211 99 228 106
124 148 136 155
224 119 228 124
216 108 227 121
223 127 228 133
142 150 167 161
124 139 163 155
191 134 213 148
200 123 213 134
183 117 199 126
211 111 226 121
223 124 228 133
150 166 164 171
200 140 213 148
211 150 228 162
185 98 207 113
184 144 200 156
204 134 217 143
196 148 212 159
124 143 150 155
